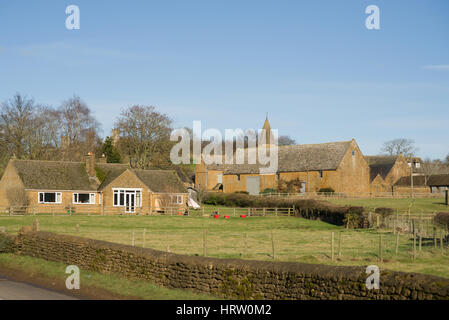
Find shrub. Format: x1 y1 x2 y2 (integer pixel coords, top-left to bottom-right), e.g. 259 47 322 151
203 192 368 228
434 212 449 231
343 207 365 229
0 233 14 253
318 188 335 194
260 188 276 195
374 207 394 227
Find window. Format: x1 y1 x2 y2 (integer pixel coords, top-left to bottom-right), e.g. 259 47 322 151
415 162 421 168
73 193 95 204
113 189 141 207
352 150 355 156
318 170 323 178
174 195 183 204
217 173 223 184
237 174 240 181
38 192 62 204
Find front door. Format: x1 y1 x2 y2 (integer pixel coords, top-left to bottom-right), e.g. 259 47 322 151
125 191 135 213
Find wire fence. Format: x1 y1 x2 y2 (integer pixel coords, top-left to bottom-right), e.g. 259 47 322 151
259 192 445 199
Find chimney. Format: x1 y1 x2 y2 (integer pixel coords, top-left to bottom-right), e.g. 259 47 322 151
98 153 107 164
85 152 96 177
112 129 120 147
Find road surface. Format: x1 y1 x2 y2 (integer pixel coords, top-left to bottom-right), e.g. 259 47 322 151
0 276 77 300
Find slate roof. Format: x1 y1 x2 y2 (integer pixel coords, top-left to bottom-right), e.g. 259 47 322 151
12 160 96 191
203 140 353 175
10 160 186 193
394 174 449 187
365 156 399 182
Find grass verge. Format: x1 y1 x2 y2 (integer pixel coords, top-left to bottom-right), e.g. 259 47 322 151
0 253 216 300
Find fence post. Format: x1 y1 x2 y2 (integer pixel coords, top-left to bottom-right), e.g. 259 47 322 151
331 232 335 262
143 228 146 248
395 232 399 255
379 234 383 262
413 233 416 262
376 215 379 228
76 224 79 234
419 233 422 252
244 232 248 258
434 227 437 249
440 231 444 254
271 230 275 260
338 232 342 258
132 231 135 246
167 244 170 253
203 229 207 257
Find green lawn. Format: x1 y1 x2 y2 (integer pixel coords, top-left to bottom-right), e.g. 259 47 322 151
0 253 215 300
326 197 448 214
1 214 449 279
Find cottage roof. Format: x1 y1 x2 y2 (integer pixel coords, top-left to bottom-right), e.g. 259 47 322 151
394 174 449 187
10 160 187 193
11 159 96 191
365 155 400 182
211 140 353 175
133 169 187 193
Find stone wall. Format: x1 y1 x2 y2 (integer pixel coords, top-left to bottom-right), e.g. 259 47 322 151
6 231 449 300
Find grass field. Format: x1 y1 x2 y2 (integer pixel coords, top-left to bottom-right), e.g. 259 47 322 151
0 253 215 300
1 214 449 279
326 197 448 213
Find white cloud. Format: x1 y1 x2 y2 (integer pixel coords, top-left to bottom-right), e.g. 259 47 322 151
421 64 449 71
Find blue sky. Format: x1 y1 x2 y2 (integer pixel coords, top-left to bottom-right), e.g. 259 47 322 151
0 0 448 159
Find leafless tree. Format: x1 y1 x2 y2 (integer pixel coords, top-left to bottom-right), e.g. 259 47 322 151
6 186 29 207
0 93 35 159
422 159 449 184
278 135 296 146
58 95 102 160
381 138 417 156
114 105 173 169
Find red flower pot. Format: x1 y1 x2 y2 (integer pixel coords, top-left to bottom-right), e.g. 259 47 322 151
224 215 230 219
214 214 220 219
240 215 246 218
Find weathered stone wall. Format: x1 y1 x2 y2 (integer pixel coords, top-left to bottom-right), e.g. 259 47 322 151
7 231 449 300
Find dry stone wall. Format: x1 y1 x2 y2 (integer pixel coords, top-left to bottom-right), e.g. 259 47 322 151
4 231 449 300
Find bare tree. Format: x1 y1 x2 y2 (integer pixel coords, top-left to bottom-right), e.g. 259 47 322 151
59 95 102 160
0 93 35 159
422 159 449 184
114 105 173 169
6 186 29 208
381 138 417 156
278 135 296 146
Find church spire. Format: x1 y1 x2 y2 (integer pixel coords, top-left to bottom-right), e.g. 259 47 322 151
262 114 272 148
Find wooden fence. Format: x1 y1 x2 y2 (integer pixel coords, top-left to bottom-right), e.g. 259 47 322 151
0 205 294 217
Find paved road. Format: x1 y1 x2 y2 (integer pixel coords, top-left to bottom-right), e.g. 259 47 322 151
0 276 77 300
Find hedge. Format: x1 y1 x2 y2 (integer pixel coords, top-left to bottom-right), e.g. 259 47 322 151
203 193 367 228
